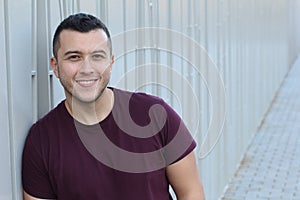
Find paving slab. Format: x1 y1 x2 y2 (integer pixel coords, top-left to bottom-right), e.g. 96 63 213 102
221 58 300 200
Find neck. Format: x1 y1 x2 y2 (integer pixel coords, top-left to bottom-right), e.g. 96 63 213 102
65 88 114 125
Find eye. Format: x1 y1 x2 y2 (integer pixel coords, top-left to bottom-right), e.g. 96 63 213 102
92 54 105 60
68 55 81 61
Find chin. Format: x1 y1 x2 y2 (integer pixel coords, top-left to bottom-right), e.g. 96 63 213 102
67 82 109 103
74 91 105 104
74 95 101 104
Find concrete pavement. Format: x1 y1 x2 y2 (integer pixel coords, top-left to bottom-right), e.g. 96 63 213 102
221 58 300 200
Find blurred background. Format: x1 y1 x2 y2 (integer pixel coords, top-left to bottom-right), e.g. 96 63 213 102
1 0 300 199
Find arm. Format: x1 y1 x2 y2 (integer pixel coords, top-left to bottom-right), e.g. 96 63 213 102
22 127 56 200
23 191 53 200
166 151 205 200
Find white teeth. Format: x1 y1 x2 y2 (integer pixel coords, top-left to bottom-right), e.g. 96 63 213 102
77 80 96 86
79 80 93 84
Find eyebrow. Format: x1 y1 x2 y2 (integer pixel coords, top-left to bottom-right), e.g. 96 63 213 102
63 50 107 57
92 50 107 55
63 51 82 57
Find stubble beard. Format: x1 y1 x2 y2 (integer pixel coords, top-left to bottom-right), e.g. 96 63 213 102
72 79 109 105
61 73 110 106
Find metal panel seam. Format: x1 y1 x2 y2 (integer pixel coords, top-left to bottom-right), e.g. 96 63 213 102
3 0 16 199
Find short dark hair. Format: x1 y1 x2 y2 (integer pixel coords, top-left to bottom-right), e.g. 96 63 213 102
52 13 112 58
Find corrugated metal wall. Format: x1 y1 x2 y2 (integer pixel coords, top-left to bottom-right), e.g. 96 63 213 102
1 0 300 199
0 0 33 199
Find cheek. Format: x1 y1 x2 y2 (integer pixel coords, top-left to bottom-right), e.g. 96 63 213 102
102 65 112 77
58 64 78 78
104 63 112 74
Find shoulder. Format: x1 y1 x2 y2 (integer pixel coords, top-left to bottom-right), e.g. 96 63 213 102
112 87 169 111
112 87 182 128
26 101 67 140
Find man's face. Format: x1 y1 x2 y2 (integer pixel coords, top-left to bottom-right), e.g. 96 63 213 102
51 29 114 104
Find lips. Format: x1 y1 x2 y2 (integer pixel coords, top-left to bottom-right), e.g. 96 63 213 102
76 79 98 87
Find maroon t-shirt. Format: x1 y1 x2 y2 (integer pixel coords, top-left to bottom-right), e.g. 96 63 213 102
22 88 196 200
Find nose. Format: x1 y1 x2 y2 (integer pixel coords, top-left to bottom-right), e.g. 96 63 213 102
78 57 94 74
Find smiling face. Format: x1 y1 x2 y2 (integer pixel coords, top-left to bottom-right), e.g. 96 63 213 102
50 29 114 104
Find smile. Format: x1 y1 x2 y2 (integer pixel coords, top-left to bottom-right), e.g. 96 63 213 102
76 79 98 87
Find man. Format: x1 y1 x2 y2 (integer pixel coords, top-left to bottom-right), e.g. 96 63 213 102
22 13 205 200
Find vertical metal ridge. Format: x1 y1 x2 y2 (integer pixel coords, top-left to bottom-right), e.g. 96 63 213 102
122 0 127 88
3 0 16 199
46 0 54 109
31 0 38 122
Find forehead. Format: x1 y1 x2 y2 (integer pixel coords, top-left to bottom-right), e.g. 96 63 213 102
58 29 109 52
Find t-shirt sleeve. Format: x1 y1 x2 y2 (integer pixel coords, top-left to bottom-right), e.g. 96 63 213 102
161 101 197 165
22 124 56 199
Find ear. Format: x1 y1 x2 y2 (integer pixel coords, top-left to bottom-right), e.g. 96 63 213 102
109 55 114 73
50 57 59 78
111 55 114 65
